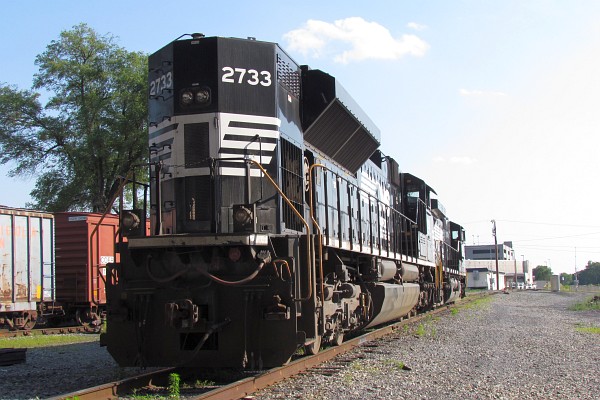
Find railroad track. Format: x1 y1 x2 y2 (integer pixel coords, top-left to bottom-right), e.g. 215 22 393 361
51 292 492 400
0 325 100 339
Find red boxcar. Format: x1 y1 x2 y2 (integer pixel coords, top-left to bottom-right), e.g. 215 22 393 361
54 212 121 326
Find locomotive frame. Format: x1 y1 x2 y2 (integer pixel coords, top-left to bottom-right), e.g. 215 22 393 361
101 34 466 369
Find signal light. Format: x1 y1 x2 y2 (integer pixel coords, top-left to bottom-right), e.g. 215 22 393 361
120 210 144 237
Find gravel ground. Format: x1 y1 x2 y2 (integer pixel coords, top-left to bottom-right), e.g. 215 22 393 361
0 336 153 400
0 290 597 400
253 290 600 400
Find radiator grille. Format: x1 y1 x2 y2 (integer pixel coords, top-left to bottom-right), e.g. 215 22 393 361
277 54 300 98
184 122 210 168
280 138 304 232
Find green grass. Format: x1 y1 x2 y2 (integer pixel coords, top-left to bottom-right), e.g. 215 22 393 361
0 333 98 349
168 373 180 398
130 390 163 400
461 294 494 310
575 326 600 334
568 296 600 311
450 308 459 315
383 359 407 371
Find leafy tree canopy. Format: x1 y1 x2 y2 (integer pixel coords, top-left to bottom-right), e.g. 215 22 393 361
577 261 600 285
533 265 553 281
0 23 148 212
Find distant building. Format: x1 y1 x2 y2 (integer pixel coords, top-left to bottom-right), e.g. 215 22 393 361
465 241 515 260
465 242 532 290
466 266 506 290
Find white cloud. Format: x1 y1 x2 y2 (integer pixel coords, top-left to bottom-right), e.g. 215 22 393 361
283 17 429 63
459 88 508 97
407 22 427 31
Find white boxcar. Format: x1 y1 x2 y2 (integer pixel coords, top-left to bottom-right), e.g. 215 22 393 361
0 206 55 329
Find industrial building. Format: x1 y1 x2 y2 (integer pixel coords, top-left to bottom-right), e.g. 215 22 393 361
465 242 532 290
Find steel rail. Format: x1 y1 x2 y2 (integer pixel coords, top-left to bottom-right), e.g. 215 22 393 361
49 292 492 400
0 325 100 339
46 368 176 400
191 305 456 400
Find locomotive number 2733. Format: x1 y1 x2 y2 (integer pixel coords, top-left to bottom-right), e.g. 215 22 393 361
221 67 272 87
150 72 173 96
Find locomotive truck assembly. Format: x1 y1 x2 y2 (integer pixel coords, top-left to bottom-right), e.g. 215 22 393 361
101 33 466 369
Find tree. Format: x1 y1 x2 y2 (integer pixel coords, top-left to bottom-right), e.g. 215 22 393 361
533 265 553 281
578 261 600 285
560 272 573 285
0 23 147 212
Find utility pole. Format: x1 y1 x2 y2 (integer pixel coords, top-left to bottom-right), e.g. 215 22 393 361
514 255 517 289
491 219 499 290
575 247 578 291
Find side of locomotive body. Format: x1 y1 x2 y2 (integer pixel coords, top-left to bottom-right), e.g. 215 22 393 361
102 35 466 369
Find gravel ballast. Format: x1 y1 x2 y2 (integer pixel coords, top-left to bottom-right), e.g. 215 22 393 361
0 290 598 399
254 290 599 400
0 336 153 399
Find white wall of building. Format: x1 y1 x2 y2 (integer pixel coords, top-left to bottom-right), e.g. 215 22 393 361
467 269 506 290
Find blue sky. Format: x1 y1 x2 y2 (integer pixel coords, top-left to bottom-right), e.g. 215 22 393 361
1 0 599 274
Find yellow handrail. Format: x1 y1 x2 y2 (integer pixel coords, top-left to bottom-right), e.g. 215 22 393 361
247 159 314 302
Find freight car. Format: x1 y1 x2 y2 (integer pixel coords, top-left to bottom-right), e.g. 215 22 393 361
0 207 55 330
101 34 466 369
53 212 122 327
0 207 122 330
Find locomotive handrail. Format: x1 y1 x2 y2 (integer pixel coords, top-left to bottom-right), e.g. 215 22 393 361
308 163 327 312
246 159 314 302
308 163 419 264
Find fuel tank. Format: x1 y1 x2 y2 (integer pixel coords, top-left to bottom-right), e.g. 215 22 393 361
364 282 420 328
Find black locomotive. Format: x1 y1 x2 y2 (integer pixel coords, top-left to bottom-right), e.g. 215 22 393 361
101 34 466 369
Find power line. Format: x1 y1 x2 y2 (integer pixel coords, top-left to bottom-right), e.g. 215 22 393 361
518 245 599 250
516 246 600 254
464 219 600 229
498 219 600 228
510 231 600 242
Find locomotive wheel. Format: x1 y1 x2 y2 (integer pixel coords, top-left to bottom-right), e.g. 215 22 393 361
305 335 322 355
332 332 344 346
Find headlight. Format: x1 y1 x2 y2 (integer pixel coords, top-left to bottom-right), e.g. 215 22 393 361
233 206 253 225
195 89 210 104
181 91 194 105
